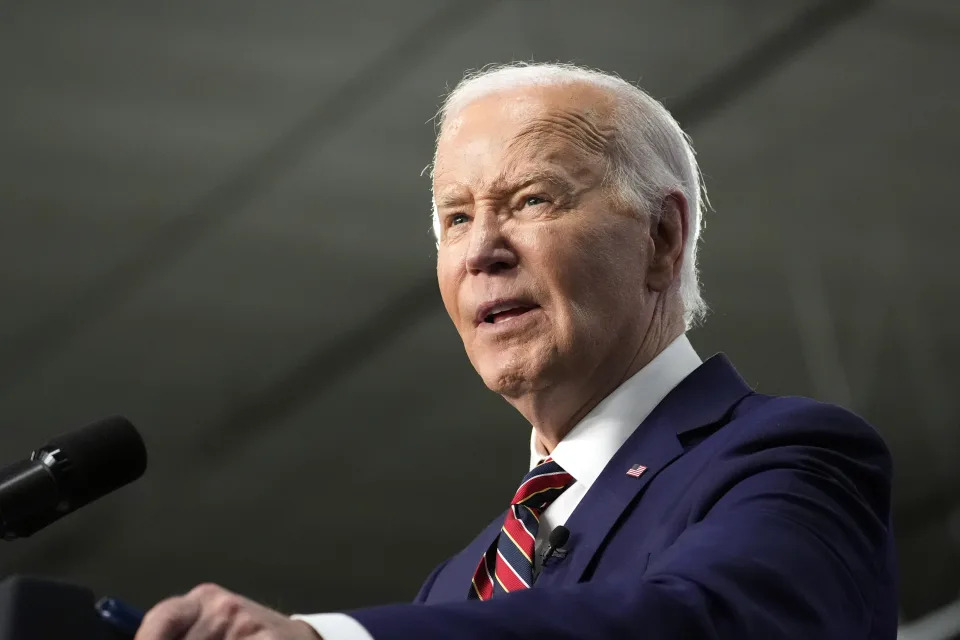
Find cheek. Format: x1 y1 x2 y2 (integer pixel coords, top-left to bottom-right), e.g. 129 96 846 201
436 258 462 323
542 227 646 325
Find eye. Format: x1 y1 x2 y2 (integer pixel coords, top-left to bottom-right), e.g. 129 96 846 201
448 213 470 227
523 195 548 207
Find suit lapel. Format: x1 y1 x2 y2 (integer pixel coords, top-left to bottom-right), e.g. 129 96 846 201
536 354 752 587
425 510 505 603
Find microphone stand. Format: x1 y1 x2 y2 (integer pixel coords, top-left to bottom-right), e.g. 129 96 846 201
0 575 131 639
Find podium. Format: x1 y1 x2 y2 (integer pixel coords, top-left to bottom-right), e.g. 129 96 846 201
0 575 133 639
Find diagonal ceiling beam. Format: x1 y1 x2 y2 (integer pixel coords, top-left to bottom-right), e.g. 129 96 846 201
0 0 507 392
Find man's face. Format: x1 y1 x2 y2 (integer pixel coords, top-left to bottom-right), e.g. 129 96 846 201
434 84 656 398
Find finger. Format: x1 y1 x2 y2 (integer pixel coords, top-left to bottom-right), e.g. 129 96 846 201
135 596 202 640
183 587 237 640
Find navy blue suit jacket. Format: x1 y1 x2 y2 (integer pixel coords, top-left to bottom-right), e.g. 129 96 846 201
350 355 898 639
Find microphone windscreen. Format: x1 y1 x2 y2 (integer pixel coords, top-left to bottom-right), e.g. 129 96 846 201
548 525 570 548
44 415 147 506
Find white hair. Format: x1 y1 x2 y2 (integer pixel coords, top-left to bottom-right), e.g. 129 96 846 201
430 62 709 328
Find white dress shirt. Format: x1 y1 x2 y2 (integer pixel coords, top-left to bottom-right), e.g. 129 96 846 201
296 335 702 640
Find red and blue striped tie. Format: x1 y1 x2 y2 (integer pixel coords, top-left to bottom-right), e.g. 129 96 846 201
469 457 575 600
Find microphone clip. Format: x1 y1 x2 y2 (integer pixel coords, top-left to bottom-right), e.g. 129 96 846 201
542 545 567 566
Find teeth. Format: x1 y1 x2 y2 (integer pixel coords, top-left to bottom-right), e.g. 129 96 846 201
489 304 521 315
482 302 529 324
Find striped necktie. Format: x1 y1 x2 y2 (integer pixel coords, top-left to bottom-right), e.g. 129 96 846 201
469 457 575 600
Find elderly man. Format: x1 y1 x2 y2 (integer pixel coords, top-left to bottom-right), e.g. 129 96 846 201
135 63 897 640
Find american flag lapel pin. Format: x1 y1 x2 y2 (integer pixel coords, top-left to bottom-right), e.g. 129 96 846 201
626 464 647 478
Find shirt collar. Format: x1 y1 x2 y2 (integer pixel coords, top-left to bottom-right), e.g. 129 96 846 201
529 334 702 489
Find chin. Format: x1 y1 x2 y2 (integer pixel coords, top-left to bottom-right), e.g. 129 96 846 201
475 350 548 398
484 371 529 397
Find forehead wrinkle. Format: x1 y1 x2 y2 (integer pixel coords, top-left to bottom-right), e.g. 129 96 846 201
510 109 615 160
434 106 612 204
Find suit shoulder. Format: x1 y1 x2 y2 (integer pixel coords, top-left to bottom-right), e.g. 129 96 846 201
732 394 889 458
718 394 893 509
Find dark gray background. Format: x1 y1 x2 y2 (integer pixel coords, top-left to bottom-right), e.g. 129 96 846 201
0 0 957 627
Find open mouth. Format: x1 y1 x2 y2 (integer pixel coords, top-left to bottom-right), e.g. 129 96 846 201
484 307 534 324
477 300 539 325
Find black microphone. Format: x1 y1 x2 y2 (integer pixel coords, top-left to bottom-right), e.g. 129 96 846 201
0 416 147 540
542 525 570 566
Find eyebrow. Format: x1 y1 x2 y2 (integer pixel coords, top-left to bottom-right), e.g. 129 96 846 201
435 169 576 210
434 191 473 209
491 169 576 194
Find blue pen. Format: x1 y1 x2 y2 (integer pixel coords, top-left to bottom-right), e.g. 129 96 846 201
95 596 145 638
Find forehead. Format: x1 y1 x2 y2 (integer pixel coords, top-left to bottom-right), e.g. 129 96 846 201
433 83 615 191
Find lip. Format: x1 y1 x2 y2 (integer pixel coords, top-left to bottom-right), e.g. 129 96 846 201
474 298 539 326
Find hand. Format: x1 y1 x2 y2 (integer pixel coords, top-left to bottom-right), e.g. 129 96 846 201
134 583 322 640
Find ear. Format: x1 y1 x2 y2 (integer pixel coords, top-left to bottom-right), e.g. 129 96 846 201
646 191 688 292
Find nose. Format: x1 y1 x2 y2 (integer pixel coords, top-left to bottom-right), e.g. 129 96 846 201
464 211 518 275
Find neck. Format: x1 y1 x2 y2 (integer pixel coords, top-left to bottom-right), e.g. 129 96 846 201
515 314 685 454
